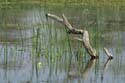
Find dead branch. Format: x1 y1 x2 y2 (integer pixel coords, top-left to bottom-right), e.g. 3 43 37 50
46 13 98 59
46 13 83 34
82 30 97 58
46 13 63 23
74 37 83 42
103 47 113 59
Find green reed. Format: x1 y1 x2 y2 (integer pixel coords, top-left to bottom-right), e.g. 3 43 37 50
0 2 124 82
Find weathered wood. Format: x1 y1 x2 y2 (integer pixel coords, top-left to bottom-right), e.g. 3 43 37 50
103 47 113 59
46 13 98 59
62 14 84 34
46 13 63 23
74 37 83 42
82 30 97 59
46 13 83 34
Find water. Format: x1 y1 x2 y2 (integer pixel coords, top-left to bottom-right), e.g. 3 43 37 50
0 2 125 83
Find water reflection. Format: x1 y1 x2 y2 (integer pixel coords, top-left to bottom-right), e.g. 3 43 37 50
101 59 113 82
82 59 96 79
67 58 97 80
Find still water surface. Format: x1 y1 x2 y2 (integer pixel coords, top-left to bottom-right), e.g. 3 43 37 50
0 4 125 83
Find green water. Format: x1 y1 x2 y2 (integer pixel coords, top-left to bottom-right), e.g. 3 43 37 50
0 2 125 83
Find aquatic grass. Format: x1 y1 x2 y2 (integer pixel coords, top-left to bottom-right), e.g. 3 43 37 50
2 17 8 67
0 2 124 82
63 26 73 71
47 18 53 67
0 0 124 11
31 21 38 80
30 13 44 79
45 15 60 75
45 13 78 73
115 32 122 54
35 28 41 57
4 43 8 67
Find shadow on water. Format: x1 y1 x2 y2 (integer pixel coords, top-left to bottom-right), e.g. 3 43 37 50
0 2 125 83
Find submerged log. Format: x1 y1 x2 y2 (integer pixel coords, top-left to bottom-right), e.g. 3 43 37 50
46 13 98 59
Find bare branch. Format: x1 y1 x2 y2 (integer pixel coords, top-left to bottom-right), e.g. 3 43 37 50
74 37 83 42
74 31 97 58
46 13 63 23
46 13 98 59
103 47 113 59
62 14 84 34
46 13 83 34
82 30 97 58
62 14 73 30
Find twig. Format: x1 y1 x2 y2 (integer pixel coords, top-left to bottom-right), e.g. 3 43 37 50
74 37 83 42
46 13 83 34
103 47 113 59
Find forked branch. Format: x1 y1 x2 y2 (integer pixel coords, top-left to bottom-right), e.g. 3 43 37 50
46 13 83 34
46 13 98 59
104 47 113 59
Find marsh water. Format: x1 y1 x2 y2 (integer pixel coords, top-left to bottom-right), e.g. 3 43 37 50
0 3 125 83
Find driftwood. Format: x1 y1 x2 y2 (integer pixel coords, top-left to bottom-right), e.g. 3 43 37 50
46 13 98 59
103 47 113 59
